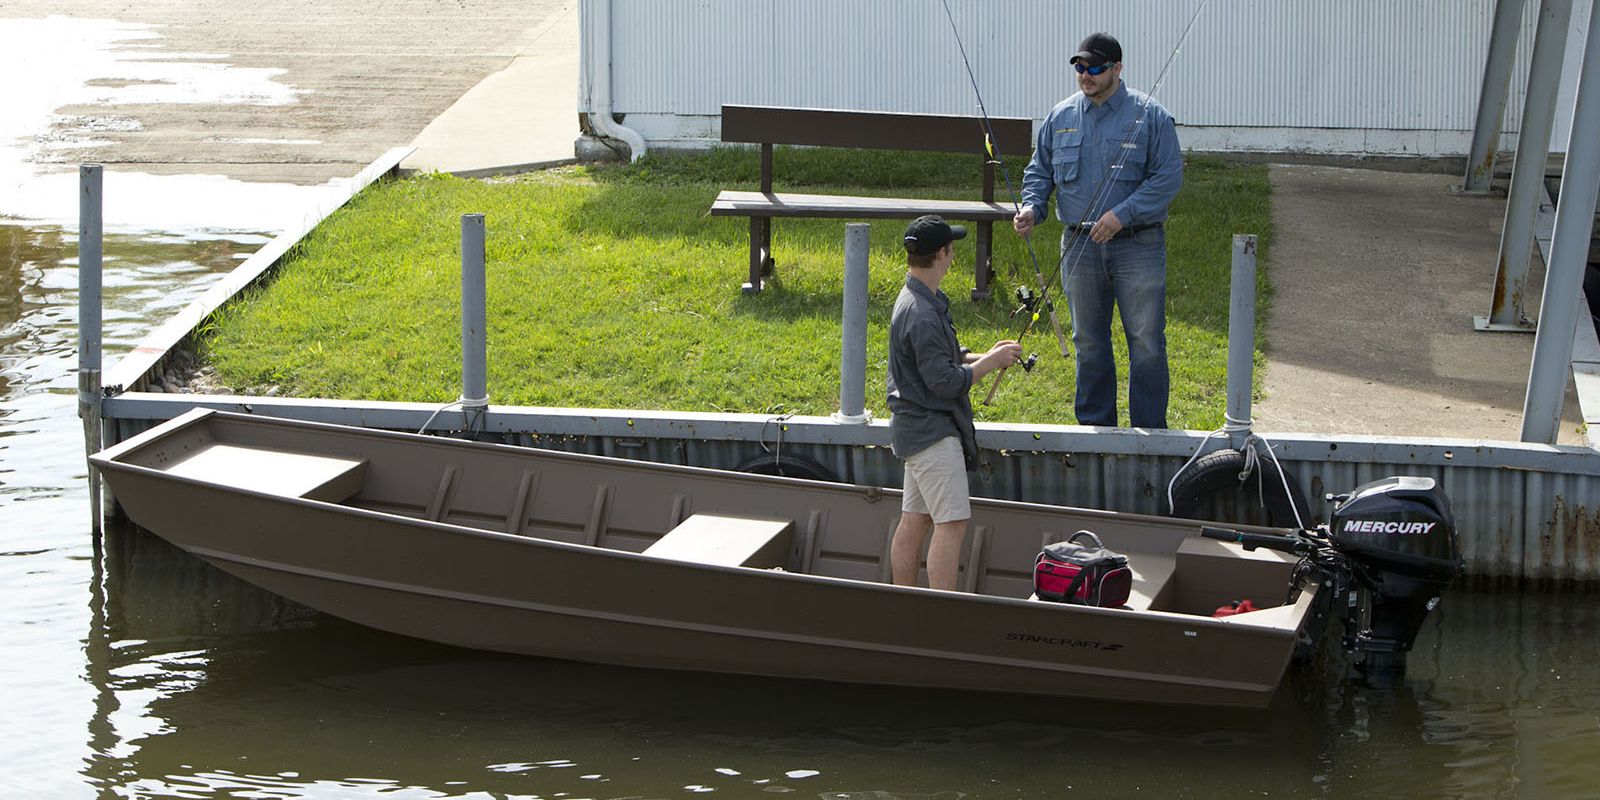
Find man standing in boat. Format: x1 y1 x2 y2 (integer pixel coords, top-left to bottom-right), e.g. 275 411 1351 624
1014 32 1183 429
888 216 1022 591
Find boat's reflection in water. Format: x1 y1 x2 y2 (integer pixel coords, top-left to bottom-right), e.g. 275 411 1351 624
84 521 1600 799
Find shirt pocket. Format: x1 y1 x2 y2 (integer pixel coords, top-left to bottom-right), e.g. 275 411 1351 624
1109 121 1150 183
1050 128 1083 182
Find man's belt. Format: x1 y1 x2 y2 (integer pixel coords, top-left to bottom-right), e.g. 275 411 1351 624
1068 221 1163 240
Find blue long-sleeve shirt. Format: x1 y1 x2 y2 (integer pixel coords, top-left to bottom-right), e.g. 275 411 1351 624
1021 81 1183 230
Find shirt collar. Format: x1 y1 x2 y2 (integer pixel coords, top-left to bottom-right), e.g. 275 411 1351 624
904 273 949 311
1078 80 1129 114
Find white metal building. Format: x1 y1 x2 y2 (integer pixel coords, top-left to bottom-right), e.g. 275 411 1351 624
579 0 1593 158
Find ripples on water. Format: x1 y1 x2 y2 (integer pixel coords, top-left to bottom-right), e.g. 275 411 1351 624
0 220 263 798
67 535 1600 800
3 222 1599 799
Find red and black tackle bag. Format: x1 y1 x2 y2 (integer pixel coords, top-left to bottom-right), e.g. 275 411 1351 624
1033 530 1132 608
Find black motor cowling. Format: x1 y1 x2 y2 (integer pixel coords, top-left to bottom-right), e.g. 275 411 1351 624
1327 476 1462 674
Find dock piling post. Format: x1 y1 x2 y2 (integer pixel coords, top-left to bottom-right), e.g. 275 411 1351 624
834 223 871 424
78 165 104 533
1225 234 1257 449
461 213 488 429
1521 0 1600 444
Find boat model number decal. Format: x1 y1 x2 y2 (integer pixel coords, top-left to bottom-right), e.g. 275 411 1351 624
1005 632 1124 652
1342 520 1436 535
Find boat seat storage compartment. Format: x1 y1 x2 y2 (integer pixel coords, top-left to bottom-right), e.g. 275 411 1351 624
163 443 368 503
643 514 794 569
1153 536 1299 616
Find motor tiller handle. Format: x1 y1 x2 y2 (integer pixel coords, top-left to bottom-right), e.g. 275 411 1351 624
1201 526 1307 554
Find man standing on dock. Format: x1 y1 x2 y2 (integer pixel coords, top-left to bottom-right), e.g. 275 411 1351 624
888 216 1021 591
1014 32 1183 429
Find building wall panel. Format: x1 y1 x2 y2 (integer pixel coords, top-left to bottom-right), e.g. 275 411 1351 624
591 0 1591 156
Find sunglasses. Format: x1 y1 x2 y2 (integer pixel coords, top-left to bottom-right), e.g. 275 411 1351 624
1074 62 1115 76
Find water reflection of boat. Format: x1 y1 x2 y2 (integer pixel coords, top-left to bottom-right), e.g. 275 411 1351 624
91 408 1324 709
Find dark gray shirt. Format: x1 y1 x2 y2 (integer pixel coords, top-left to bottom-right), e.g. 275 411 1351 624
887 275 977 464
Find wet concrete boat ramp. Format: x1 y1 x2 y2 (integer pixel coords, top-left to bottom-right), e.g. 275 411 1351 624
20 0 1598 581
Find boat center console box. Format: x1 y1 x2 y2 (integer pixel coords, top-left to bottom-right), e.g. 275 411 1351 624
1148 537 1300 616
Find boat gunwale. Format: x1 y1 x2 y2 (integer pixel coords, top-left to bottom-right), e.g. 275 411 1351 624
96 407 1290 535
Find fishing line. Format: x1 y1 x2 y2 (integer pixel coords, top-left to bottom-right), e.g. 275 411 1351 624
938 0 1070 371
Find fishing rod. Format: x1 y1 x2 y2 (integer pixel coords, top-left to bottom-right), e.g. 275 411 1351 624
938 0 1211 404
937 0 1068 407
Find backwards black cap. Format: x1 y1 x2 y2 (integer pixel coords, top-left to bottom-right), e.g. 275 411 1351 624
903 215 967 257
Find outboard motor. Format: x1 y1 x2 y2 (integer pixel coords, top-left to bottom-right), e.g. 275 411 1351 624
1326 476 1462 676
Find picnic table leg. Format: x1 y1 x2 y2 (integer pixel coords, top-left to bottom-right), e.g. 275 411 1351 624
972 221 993 301
744 216 773 294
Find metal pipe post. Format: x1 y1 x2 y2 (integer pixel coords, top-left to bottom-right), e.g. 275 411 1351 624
78 164 104 533
1480 0 1575 332
1461 0 1529 194
460 214 488 413
1522 0 1600 444
1225 234 1257 448
834 223 871 423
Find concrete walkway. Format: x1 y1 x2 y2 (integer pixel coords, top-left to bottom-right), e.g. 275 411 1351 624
1254 165 1585 445
4 0 571 185
400 2 579 175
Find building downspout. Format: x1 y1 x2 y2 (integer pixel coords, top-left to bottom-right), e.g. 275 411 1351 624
580 0 646 163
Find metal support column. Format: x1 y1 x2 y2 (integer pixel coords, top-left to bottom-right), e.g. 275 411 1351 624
1225 234 1257 449
834 223 871 423
1522 0 1600 444
78 165 104 533
460 213 489 431
1461 0 1529 194
1479 0 1575 332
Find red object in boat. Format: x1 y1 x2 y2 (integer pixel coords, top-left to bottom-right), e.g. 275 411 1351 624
1214 599 1258 617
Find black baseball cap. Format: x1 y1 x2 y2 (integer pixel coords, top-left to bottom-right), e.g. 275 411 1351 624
903 215 967 256
1070 32 1122 67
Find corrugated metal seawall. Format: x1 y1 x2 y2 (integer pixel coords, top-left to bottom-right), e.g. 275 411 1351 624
101 396 1600 584
583 0 1593 156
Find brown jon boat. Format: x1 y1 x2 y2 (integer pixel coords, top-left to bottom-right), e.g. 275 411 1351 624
92 408 1327 708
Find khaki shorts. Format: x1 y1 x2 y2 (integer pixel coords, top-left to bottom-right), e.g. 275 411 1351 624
901 436 972 523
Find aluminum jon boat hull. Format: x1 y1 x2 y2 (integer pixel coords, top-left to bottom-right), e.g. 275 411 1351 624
91 409 1322 708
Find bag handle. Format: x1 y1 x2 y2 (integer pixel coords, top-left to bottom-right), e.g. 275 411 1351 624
1067 529 1104 548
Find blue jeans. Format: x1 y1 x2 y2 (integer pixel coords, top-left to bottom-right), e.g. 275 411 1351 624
1060 226 1169 428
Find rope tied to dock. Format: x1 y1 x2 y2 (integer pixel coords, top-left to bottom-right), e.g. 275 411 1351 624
1166 421 1308 531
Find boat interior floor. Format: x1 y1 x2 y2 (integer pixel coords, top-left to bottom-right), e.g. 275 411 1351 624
141 428 1300 621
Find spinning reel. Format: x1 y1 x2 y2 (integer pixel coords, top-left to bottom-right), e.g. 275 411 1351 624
1007 285 1044 373
980 284 1046 406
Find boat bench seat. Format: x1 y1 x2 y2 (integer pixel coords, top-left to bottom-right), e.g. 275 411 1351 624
164 443 367 503
643 513 794 569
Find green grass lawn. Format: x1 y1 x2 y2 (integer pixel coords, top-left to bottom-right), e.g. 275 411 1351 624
204 149 1271 428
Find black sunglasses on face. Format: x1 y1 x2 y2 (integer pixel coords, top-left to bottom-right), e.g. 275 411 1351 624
1074 62 1114 75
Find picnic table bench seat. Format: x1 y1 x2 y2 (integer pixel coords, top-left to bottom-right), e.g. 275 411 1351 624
710 192 1013 222
712 105 1033 300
